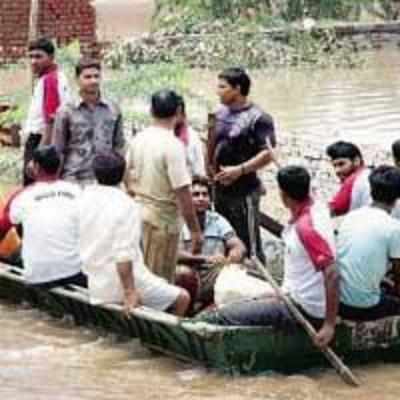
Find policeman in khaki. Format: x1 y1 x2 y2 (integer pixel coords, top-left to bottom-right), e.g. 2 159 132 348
124 90 202 282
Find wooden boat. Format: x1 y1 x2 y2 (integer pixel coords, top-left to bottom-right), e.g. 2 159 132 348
1 261 400 375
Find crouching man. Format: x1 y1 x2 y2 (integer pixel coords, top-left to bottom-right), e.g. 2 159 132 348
79 151 190 316
0 146 86 288
204 166 339 349
337 166 400 321
176 175 246 311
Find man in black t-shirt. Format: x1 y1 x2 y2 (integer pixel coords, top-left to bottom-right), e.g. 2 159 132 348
211 67 276 263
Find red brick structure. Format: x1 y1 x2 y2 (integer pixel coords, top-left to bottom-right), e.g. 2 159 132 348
0 0 97 63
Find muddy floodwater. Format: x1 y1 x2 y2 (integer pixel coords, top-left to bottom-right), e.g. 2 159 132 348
2 1 400 398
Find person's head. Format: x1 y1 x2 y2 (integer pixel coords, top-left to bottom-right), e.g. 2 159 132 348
326 141 363 182
93 151 126 186
151 89 180 124
369 165 400 207
191 175 212 213
217 67 251 106
28 38 55 76
75 58 102 96
31 145 61 178
277 166 311 208
392 139 400 168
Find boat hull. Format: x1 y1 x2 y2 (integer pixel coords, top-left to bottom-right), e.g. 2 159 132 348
1 263 400 375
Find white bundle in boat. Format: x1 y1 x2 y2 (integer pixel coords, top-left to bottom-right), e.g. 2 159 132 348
214 264 275 308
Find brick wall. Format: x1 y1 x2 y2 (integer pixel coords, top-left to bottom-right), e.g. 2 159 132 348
0 0 97 63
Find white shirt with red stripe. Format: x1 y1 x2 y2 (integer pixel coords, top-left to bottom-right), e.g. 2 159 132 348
282 200 336 319
329 167 371 216
22 67 71 143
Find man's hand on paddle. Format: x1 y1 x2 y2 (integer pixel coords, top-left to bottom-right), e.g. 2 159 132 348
314 323 335 349
215 166 242 186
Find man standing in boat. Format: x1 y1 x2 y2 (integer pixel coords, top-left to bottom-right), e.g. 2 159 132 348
326 141 371 216
176 175 246 311
23 38 71 186
210 67 276 263
205 166 339 349
337 165 400 321
53 58 125 186
79 151 190 316
124 89 202 282
0 145 86 289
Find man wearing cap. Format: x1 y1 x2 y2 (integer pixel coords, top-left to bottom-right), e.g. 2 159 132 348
0 145 86 288
79 151 190 315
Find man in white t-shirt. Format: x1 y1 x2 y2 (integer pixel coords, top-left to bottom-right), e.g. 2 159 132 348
0 146 85 288
23 38 71 186
79 152 190 315
204 166 339 349
337 165 400 321
326 141 371 216
124 90 202 282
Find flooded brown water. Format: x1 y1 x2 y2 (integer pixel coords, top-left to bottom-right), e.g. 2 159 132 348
2 1 400 398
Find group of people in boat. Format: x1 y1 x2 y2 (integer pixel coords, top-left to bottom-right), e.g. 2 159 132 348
1 37 400 350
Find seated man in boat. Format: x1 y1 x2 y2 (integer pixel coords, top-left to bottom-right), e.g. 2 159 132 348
79 151 190 316
175 175 246 311
326 141 371 216
0 145 87 289
203 166 339 349
337 165 400 321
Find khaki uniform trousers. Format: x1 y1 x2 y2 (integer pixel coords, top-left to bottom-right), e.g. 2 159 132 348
142 221 180 283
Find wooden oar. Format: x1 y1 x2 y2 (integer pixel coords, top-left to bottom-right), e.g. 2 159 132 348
251 256 360 387
246 197 360 387
259 211 284 238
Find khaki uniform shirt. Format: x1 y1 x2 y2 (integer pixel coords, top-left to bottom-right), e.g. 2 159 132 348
124 126 191 232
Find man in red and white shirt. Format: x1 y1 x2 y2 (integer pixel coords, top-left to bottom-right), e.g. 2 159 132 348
326 141 371 216
23 38 71 186
207 166 339 349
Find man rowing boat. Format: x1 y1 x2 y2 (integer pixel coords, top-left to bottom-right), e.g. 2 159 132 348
204 166 339 349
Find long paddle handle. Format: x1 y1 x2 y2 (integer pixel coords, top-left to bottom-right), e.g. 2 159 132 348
246 198 360 387
251 256 360 387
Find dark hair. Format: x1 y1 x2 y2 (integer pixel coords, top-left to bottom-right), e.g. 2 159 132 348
32 145 60 174
277 166 310 201
176 95 186 115
392 139 400 162
326 141 363 162
218 67 251 96
192 175 212 197
93 151 126 186
151 89 180 119
28 38 55 56
369 165 400 205
75 58 101 77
